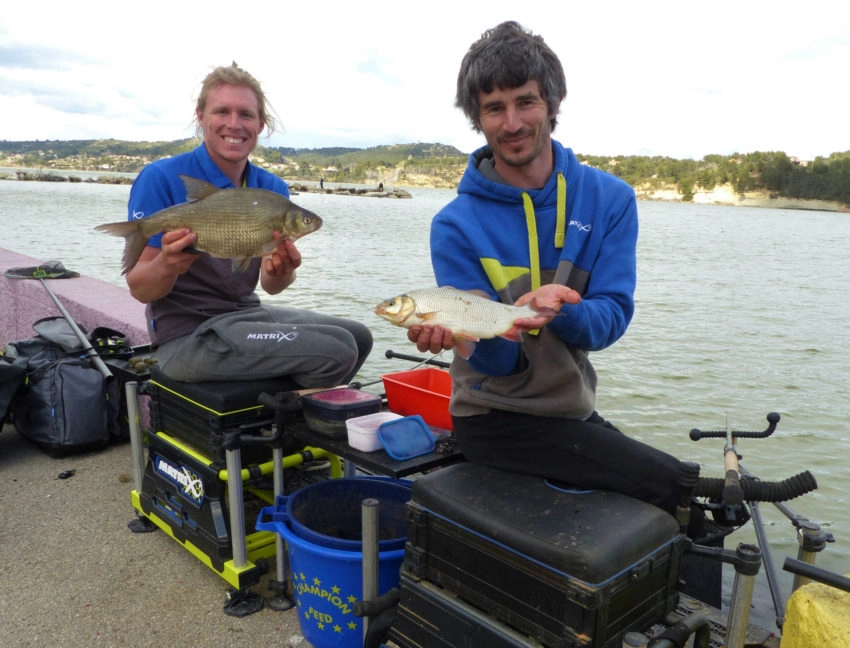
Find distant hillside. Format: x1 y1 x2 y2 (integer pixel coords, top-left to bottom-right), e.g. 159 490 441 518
0 138 468 188
1 139 849 209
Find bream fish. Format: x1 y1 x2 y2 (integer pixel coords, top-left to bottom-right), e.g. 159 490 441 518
94 175 322 274
375 286 549 357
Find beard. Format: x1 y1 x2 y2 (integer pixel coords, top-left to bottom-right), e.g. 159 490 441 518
489 124 550 169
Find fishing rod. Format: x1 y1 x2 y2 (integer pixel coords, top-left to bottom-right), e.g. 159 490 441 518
384 349 450 368
348 349 450 389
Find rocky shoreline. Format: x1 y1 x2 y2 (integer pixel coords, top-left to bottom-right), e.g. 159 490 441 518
3 169 134 184
0 169 412 198
287 182 412 199
3 168 848 212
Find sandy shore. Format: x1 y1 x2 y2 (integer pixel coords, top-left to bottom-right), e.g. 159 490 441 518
0 424 310 648
635 183 850 212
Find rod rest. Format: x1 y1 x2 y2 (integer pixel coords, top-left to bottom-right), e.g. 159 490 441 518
689 411 781 441
693 470 817 502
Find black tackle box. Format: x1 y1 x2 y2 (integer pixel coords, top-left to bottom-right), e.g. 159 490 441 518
145 365 301 468
137 431 247 571
390 573 546 648
399 463 686 648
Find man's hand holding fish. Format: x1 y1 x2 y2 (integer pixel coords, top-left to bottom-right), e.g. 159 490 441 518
260 232 301 295
509 284 582 336
406 323 457 356
161 227 201 274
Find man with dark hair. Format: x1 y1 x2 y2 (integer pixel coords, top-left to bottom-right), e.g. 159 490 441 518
406 22 702 534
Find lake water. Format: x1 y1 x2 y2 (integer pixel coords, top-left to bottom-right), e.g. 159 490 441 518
1 176 848 619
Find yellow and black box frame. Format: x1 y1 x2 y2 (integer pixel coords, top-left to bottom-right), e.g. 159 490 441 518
125 370 341 591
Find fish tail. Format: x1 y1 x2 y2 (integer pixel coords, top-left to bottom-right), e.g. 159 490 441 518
94 221 148 275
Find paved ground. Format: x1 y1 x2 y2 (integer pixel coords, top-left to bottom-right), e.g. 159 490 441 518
0 424 311 648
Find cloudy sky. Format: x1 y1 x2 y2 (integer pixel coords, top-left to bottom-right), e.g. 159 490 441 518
1 0 848 160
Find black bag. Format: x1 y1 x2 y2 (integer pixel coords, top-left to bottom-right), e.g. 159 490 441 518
5 317 125 457
0 353 27 427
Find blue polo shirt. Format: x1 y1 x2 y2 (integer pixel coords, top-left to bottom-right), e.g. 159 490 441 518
126 143 291 346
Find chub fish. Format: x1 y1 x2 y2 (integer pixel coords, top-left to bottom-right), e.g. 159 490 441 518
95 175 323 274
375 286 552 358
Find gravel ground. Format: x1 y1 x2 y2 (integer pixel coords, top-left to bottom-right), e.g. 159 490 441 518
0 424 310 648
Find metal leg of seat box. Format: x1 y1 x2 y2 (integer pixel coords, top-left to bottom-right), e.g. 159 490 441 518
222 446 264 617
126 381 156 533
268 444 295 611
724 543 762 648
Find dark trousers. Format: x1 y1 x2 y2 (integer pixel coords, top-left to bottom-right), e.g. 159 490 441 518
453 410 705 538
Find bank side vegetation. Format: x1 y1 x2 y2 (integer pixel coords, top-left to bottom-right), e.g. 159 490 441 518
1 139 848 206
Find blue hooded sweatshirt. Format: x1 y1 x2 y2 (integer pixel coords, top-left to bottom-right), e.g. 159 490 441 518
430 139 638 419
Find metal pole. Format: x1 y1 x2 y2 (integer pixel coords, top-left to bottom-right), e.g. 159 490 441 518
747 500 785 629
226 447 247 568
39 278 113 381
273 446 285 583
725 544 761 648
267 445 294 611
362 498 380 642
125 381 144 493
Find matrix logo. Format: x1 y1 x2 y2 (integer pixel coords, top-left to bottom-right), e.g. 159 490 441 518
154 454 205 505
245 330 299 342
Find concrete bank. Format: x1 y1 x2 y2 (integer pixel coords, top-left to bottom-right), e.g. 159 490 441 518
0 428 308 647
1 248 310 646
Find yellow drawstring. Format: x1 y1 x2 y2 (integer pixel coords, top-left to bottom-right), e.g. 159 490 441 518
555 173 566 248
521 193 541 291
520 174 567 336
521 193 541 336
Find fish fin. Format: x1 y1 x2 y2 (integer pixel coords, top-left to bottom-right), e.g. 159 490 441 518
454 338 477 360
261 239 280 255
179 175 220 202
231 257 252 273
94 220 148 275
501 329 523 342
529 304 560 317
418 310 441 323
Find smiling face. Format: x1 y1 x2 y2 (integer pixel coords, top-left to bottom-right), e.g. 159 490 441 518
478 79 556 188
196 83 263 180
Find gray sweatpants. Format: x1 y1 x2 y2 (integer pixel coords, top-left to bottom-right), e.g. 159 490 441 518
154 306 373 387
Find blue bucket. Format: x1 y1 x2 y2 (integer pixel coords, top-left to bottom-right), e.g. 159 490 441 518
256 478 410 648
274 477 411 552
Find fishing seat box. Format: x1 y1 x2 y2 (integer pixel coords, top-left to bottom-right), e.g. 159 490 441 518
145 365 301 468
397 463 686 648
138 430 240 570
